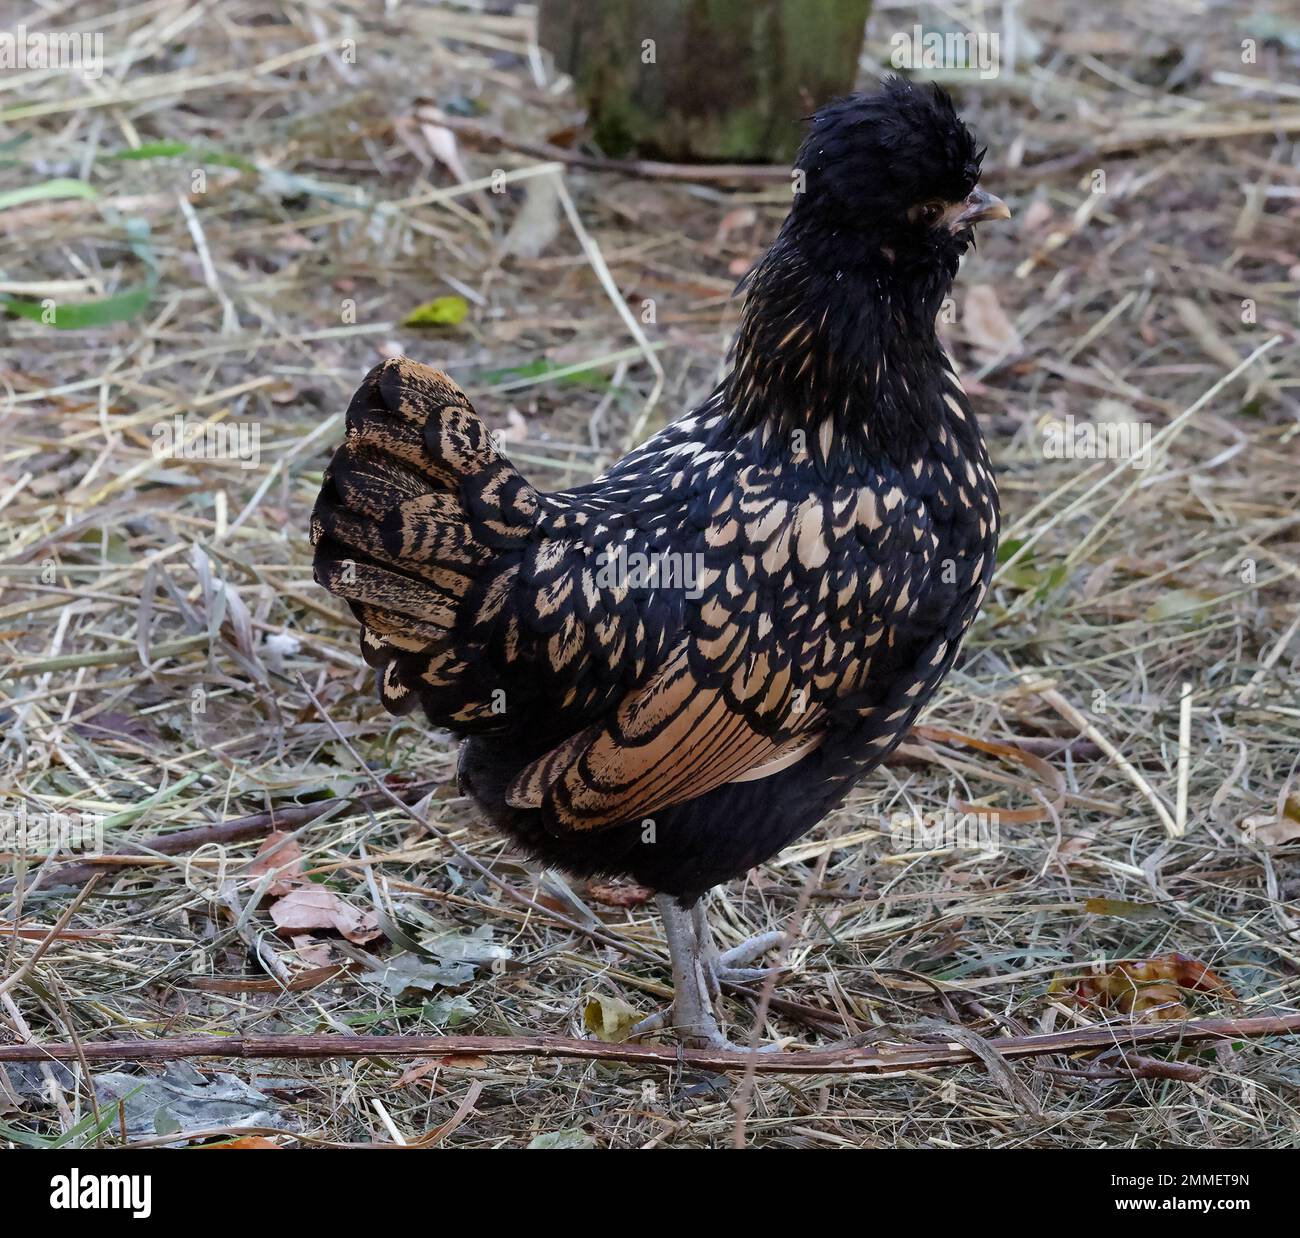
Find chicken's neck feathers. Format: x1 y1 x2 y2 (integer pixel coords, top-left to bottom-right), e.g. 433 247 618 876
724 225 967 476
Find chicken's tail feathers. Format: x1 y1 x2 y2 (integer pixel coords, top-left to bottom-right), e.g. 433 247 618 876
310 357 538 718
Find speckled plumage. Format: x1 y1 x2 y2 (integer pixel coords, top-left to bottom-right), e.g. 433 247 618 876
311 77 1003 904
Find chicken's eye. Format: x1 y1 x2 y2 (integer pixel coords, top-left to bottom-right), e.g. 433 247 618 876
917 201 944 226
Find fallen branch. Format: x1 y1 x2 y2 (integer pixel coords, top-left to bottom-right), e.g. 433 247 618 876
0 780 437 897
1 1012 1294 1076
417 108 790 184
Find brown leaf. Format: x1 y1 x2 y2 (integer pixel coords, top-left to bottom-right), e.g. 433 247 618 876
269 887 380 944
583 880 653 909
191 963 349 994
1057 952 1235 1022
1084 897 1162 920
1242 795 1300 847
395 1059 448 1088
248 831 304 897
1247 816 1300 846
715 206 757 246
288 935 337 967
964 284 1022 361
199 1136 284 1149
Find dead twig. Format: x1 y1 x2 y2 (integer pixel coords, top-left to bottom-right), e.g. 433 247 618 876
1 1012 1294 1076
0 781 438 897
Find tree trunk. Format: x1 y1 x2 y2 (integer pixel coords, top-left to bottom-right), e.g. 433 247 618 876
540 0 872 164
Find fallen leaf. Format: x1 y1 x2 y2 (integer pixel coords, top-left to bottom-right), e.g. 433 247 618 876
715 205 757 245
964 284 1022 361
502 170 562 258
71 710 158 746
1084 897 1162 920
366 952 475 995
528 1129 596 1149
422 996 477 1028
420 122 471 184
1059 828 1098 857
1143 589 1220 623
583 880 653 908
199 1136 284 1149
287 935 335 967
583 993 645 1043
395 1059 445 1088
269 887 380 944
1054 952 1235 1022
1241 796 1300 847
545 125 580 148
403 295 469 328
94 1064 293 1142
248 831 304 897
421 923 511 967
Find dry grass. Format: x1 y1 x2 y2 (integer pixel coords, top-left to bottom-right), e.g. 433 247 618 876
1 0 1298 1148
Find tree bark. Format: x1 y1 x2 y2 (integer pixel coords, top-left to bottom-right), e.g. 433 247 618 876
540 0 872 163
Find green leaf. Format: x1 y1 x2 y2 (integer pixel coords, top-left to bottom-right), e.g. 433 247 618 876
109 141 192 160
1001 561 1048 591
107 143 255 172
403 295 470 327
994 534 1067 596
996 537 1031 565
1 283 152 329
0 1121 55 1148
200 151 257 172
0 178 97 211
478 357 610 389
1033 561 1071 602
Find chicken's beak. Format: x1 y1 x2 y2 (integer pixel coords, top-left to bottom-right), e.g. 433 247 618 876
951 186 1011 229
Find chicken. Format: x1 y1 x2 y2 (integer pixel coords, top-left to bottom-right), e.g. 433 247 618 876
311 77 1009 1050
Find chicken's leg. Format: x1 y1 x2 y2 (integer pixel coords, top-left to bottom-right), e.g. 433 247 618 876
628 894 782 1052
691 901 786 1000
